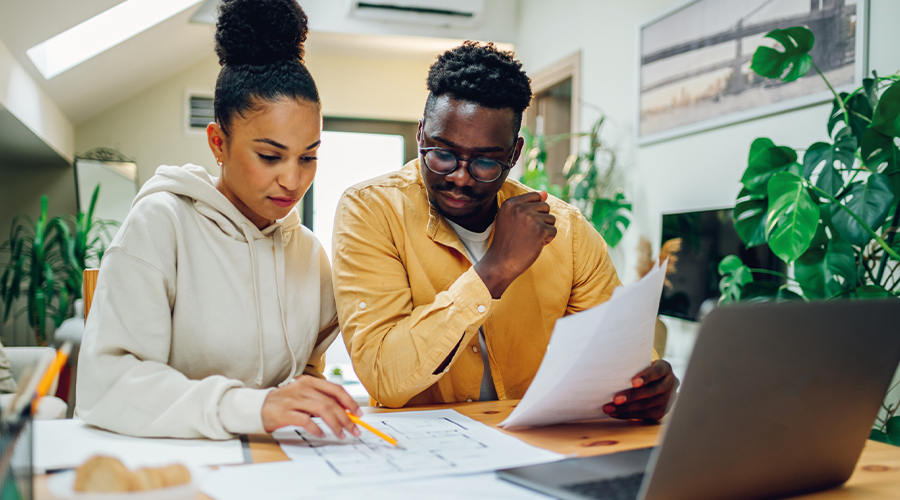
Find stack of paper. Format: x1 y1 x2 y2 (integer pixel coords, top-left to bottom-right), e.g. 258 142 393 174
499 260 668 428
34 419 245 472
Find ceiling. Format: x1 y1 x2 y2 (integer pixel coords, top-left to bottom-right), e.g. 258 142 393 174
0 1 516 128
0 0 215 125
0 105 69 168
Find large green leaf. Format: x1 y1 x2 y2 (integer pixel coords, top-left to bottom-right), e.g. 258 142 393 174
802 128 856 196
824 241 858 297
854 285 893 299
734 188 768 247
887 416 900 445
831 173 894 246
861 127 900 176
810 206 831 249
750 27 814 82
591 193 631 248
828 93 873 144
870 428 892 445
742 138 798 192
718 255 752 304
739 281 803 302
872 80 900 137
521 166 551 192
794 246 825 299
765 172 820 262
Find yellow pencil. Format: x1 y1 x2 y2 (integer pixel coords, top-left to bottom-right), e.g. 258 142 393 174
346 411 399 447
32 341 72 414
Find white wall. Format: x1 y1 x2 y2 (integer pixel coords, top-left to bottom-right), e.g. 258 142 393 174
515 0 900 285
0 38 73 163
75 51 432 185
307 50 432 123
302 0 518 44
75 57 221 186
515 0 900 386
515 0 676 282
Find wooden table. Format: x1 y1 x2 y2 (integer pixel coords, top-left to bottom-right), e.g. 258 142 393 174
37 400 900 499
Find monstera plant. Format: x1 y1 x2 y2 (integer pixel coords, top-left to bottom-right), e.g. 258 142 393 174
520 115 632 247
716 27 900 445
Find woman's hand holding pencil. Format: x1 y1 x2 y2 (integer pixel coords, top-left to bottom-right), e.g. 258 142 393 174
262 375 362 438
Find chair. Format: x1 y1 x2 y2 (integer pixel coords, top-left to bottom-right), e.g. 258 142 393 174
83 269 99 320
42 269 99 418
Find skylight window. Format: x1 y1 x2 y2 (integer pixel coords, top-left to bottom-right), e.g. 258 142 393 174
27 0 203 79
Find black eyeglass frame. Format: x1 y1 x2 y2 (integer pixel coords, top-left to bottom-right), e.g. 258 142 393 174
419 146 516 183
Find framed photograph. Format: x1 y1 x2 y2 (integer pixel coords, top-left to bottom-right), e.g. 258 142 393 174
637 0 868 145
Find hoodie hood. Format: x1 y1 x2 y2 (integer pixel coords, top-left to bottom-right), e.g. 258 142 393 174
136 164 303 386
136 164 302 241
76 163 339 439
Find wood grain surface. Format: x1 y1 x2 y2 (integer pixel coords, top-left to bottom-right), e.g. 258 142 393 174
37 400 900 499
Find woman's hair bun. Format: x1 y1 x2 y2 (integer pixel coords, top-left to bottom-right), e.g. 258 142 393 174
215 0 309 66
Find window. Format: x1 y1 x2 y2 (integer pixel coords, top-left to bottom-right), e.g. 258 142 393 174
27 0 203 79
310 118 416 379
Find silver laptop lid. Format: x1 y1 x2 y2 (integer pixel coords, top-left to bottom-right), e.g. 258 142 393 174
640 299 900 500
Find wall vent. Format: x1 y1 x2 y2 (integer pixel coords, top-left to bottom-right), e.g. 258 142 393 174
188 94 214 130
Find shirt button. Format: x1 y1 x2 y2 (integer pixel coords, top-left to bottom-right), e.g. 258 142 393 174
472 346 479 353
477 305 486 313
466 399 473 403
359 302 367 309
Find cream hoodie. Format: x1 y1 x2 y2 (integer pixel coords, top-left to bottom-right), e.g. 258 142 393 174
75 164 339 439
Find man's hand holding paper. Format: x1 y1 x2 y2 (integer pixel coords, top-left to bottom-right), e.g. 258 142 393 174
498 260 675 429
604 359 679 421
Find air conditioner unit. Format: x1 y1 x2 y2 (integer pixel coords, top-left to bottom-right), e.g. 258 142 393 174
345 0 485 28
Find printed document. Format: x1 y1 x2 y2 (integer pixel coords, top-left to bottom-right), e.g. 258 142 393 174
200 409 562 500
34 419 244 472
499 260 667 428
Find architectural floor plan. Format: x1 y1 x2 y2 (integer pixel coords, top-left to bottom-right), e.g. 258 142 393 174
285 413 493 476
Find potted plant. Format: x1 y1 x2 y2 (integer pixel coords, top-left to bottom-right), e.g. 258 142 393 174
328 367 344 385
716 27 900 445
1 185 116 345
520 114 632 248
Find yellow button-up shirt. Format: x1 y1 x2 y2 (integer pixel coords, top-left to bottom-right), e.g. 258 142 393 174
332 160 622 408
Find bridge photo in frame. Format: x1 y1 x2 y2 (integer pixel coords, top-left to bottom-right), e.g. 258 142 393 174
637 0 866 145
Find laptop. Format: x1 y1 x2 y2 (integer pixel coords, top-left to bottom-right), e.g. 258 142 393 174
497 299 900 500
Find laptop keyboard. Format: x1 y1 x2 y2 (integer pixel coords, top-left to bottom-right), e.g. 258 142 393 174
561 472 645 500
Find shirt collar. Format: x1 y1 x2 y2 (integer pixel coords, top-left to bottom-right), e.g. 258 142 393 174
416 159 521 251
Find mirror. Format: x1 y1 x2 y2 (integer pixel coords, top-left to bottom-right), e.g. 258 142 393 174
74 147 138 239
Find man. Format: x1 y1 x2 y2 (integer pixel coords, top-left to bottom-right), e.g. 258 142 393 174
332 41 677 420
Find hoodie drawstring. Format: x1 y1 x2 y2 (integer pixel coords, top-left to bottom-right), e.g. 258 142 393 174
275 227 299 386
241 223 267 387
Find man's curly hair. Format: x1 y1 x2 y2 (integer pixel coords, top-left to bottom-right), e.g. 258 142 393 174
424 41 532 136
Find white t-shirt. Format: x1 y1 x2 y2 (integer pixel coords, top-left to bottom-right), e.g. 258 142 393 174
447 220 498 401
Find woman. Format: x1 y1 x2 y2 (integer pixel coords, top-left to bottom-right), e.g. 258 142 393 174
75 0 361 440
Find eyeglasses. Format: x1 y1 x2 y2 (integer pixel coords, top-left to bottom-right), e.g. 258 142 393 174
419 147 514 183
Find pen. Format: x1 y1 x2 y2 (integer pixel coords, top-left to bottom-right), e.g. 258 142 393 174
346 411 399 447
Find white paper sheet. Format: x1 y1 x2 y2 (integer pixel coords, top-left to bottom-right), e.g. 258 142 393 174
34 419 245 472
499 260 668 429
200 409 562 500
297 473 555 500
